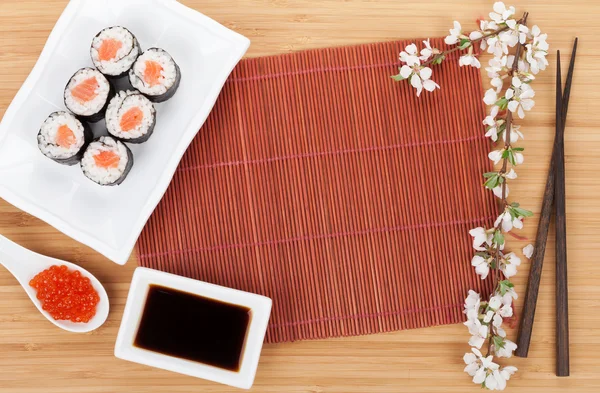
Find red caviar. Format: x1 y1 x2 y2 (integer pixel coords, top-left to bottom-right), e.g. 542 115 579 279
29 265 100 323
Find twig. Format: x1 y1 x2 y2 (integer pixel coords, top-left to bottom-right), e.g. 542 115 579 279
484 11 529 358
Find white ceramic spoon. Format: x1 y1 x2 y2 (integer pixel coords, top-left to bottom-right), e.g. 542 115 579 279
0 234 109 333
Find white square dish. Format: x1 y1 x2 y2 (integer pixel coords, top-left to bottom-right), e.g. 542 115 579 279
0 0 250 264
115 267 272 390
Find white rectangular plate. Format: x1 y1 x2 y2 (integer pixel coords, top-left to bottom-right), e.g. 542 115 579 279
115 267 272 389
0 0 249 264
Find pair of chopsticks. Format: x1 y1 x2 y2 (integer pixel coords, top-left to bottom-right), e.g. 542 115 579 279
516 38 577 378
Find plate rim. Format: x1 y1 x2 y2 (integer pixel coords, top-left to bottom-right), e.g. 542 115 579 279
0 0 250 264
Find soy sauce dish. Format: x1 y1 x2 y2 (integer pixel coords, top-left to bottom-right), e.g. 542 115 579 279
114 268 272 390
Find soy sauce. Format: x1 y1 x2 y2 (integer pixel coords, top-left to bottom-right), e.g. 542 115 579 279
134 284 251 372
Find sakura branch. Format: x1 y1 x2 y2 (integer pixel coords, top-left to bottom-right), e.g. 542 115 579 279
392 2 549 390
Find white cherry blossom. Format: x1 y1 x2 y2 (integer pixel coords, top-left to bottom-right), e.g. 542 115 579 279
496 339 517 358
486 34 509 57
469 227 491 251
500 252 521 278
498 29 518 49
489 2 516 25
505 77 535 119
501 366 518 382
525 25 549 74
489 295 503 310
419 39 434 62
445 21 463 45
505 168 517 179
469 322 489 349
502 124 524 143
399 64 440 97
502 286 518 305
464 350 481 376
464 309 482 335
459 53 481 68
399 43 420 66
494 210 522 232
492 184 508 199
486 369 508 390
488 149 503 164
472 255 491 279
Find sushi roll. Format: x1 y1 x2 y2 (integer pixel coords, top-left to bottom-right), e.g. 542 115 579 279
106 90 156 143
81 136 133 186
37 111 93 165
91 26 141 79
129 48 181 103
64 68 114 123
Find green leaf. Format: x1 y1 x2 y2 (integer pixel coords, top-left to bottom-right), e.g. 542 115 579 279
512 207 534 217
484 176 499 189
458 38 471 49
512 147 525 152
495 97 509 110
493 231 505 245
432 54 445 65
510 202 520 208
507 150 516 166
493 335 506 349
483 172 498 178
498 280 514 295
391 73 405 81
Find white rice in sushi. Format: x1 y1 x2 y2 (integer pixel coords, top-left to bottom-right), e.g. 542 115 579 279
64 68 111 117
81 136 132 185
91 26 140 77
37 111 87 162
106 90 156 142
129 48 179 96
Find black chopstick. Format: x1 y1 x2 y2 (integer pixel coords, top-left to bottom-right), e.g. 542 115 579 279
516 38 577 359
555 49 569 377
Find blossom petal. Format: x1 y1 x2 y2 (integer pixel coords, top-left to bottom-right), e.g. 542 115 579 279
484 89 498 105
400 65 413 79
405 43 417 55
507 100 519 112
469 31 483 40
464 352 478 365
523 244 534 259
469 335 486 349
422 79 439 92
485 373 498 390
419 67 432 80
473 367 486 384
410 74 423 96
445 35 458 45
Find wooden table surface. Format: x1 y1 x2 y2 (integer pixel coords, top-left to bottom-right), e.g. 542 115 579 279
1 0 599 392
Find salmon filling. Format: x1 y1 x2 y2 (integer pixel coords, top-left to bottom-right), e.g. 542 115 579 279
98 38 123 61
71 77 99 103
119 107 143 132
93 150 120 169
144 60 163 86
56 125 76 148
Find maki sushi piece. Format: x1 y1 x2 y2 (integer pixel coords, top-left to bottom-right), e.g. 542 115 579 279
64 68 113 123
91 26 141 79
106 90 156 143
129 48 181 103
81 136 133 186
37 111 93 165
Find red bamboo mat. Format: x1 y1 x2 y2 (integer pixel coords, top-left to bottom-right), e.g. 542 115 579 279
137 38 496 343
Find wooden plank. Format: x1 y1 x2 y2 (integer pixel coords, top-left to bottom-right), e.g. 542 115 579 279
1 0 599 392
